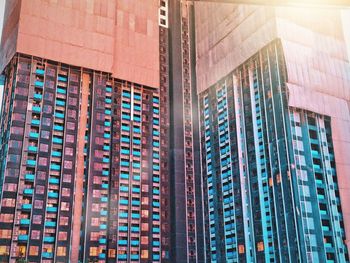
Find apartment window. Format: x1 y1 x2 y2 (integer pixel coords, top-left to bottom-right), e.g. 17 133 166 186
141 236 148 245
58 232 67 241
44 92 54 101
68 97 77 106
0 214 14 223
31 230 41 240
91 232 99 241
13 113 26 122
43 105 53 114
61 188 70 197
66 134 75 143
40 143 49 152
57 246 66 256
35 185 45 195
91 217 100 226
68 109 77 120
33 215 42 224
39 157 48 166
41 130 50 139
61 174 71 184
29 246 39 256
42 117 51 127
37 171 46 180
34 200 43 209
57 217 68 227
0 229 12 239
2 198 15 207
61 202 70 211
90 247 98 256
64 160 73 169
92 203 100 212
4 183 17 192
67 122 75 131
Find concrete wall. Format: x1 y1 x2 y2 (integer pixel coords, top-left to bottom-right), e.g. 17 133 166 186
0 0 160 88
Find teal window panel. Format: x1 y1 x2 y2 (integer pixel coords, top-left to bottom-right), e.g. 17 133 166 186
153 227 160 233
49 177 60 184
58 76 67 82
45 221 56 227
29 132 39 139
18 235 29 241
133 139 141 145
153 254 160 260
104 121 111 127
153 189 160 195
120 185 129 192
153 108 159 114
130 240 139 246
134 116 141 122
119 225 128 231
119 213 128 219
152 201 160 207
48 192 58 198
153 176 160 183
105 109 111 115
153 119 159 125
134 94 141 100
120 199 128 205
42 252 53 259
122 114 130 120
131 213 140 219
153 97 159 104
121 137 130 143
122 91 131 98
122 102 131 109
20 219 30 225
23 188 34 195
152 214 160 220
105 98 112 104
51 151 62 157
120 173 129 179
55 112 64 119
106 86 112 93
44 236 55 243
100 210 108 216
153 141 160 147
133 150 141 157
132 200 140 206
103 145 110 151
134 105 141 111
118 255 127 260
131 254 139 260
99 238 107 244
121 148 130 155
102 183 109 189
54 125 63 131
31 119 40 126
102 170 109 176
35 80 44 87
133 175 140 181
103 133 111 139
100 224 107 230
121 125 130 131
132 162 140 168
153 153 159 159
153 241 160 246
153 130 160 136
35 69 45 75
52 137 63 144
28 146 38 153
133 127 140 133
25 174 35 182
121 161 129 167
100 197 108 202
26 160 36 167
56 100 65 106
153 164 160 171
132 187 140 193
50 164 61 171
22 204 32 210
131 226 140 232
33 93 42 100
102 157 110 163
57 88 66 94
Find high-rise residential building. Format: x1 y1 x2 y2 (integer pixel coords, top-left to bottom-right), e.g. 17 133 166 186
195 3 350 262
0 0 173 262
1 1 350 263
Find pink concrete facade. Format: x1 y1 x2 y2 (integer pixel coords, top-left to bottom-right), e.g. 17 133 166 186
0 0 160 88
